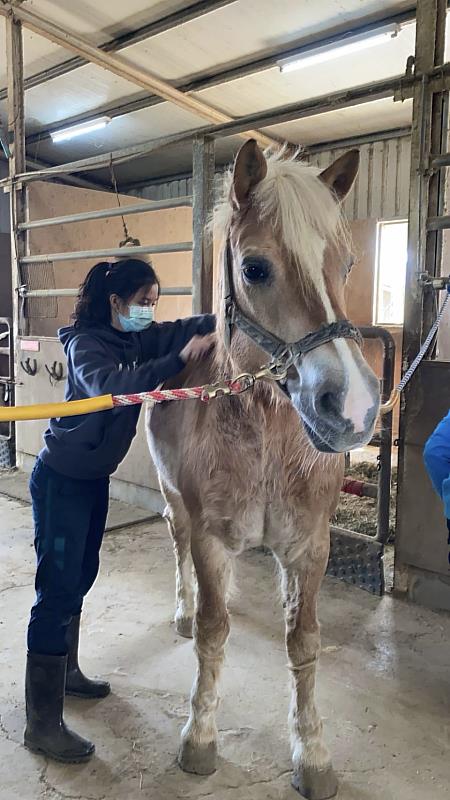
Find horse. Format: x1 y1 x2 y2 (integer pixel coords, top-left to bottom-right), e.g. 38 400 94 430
147 139 380 800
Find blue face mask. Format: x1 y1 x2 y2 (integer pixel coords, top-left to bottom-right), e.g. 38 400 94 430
118 305 154 332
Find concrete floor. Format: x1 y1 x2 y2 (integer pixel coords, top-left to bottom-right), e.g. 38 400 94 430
1 493 450 800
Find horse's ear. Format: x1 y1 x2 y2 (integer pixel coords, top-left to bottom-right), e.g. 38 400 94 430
231 139 267 209
319 149 359 200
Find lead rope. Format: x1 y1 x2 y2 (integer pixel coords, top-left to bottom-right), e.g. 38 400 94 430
380 288 450 414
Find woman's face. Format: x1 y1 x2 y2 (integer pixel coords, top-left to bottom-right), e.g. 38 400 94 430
110 283 159 331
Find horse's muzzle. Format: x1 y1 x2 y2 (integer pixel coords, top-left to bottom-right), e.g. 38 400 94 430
281 359 380 453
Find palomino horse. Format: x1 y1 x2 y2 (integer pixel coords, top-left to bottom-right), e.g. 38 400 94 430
147 140 380 800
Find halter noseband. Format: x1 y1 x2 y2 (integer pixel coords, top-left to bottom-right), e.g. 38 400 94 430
223 239 362 367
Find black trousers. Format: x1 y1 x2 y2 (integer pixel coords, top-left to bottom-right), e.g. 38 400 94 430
27 458 109 655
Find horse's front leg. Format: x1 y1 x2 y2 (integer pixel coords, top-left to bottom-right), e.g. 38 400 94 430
160 483 195 638
275 527 337 800
179 531 231 775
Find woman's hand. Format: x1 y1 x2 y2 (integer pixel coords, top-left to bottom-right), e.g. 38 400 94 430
180 333 216 364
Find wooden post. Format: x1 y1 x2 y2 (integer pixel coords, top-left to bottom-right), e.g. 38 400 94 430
6 11 27 463
192 136 215 314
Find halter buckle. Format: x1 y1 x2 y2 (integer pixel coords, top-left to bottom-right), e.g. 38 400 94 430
254 361 289 383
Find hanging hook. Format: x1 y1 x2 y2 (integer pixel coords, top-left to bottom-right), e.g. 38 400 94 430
45 361 64 382
20 357 38 376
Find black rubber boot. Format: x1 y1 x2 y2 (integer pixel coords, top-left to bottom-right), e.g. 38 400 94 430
24 652 95 763
66 615 111 699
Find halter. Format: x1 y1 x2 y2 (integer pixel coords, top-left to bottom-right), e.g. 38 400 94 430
223 239 362 369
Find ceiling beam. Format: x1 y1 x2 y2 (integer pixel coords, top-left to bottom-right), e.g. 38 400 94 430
1 71 422 187
0 0 238 101
25 5 419 146
303 126 412 154
0 3 276 149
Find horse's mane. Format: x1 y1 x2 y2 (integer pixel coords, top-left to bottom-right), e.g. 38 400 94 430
213 148 351 288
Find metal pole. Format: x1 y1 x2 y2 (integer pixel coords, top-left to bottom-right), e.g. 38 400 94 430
422 0 448 341
6 12 27 466
18 196 193 231
192 136 215 314
19 286 193 298
20 241 193 264
359 326 395 545
427 214 450 230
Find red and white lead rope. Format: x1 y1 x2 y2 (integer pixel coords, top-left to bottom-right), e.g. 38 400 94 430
112 381 244 407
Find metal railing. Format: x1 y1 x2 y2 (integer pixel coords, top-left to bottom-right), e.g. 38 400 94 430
17 196 192 231
17 193 198 305
358 326 395 544
20 286 193 298
327 326 396 595
21 241 193 264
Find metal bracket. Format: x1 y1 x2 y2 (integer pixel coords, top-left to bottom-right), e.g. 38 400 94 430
419 272 450 289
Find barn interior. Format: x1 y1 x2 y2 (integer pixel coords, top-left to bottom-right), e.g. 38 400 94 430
1 2 450 799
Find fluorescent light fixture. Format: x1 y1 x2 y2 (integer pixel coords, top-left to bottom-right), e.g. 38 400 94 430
51 116 111 143
279 24 401 73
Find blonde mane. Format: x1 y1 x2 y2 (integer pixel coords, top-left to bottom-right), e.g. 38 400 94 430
214 149 351 286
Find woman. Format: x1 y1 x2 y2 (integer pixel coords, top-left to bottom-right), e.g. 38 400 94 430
25 258 215 763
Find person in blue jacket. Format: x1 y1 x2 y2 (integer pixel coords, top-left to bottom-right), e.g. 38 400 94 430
423 412 450 559
25 258 215 764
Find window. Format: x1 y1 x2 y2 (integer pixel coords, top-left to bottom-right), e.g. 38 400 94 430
374 220 408 326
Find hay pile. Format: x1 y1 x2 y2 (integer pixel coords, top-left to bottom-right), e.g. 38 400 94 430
333 461 397 540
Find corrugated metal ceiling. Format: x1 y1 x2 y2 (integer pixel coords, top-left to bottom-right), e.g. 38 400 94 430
0 0 436 184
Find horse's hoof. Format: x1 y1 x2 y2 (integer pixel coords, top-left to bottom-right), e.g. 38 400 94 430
292 764 338 799
178 740 217 775
175 615 194 639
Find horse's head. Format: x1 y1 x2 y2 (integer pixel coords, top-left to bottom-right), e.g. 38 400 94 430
217 139 380 454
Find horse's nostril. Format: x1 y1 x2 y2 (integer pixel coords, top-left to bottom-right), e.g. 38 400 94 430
319 391 341 419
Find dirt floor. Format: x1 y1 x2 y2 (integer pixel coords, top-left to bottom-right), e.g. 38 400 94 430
1 491 450 800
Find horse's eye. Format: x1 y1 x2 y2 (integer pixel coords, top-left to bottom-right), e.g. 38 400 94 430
242 257 270 285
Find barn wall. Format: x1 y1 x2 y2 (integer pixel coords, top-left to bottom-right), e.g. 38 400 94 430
306 135 411 222
26 181 193 336
132 134 411 223
0 162 12 416
0 161 9 234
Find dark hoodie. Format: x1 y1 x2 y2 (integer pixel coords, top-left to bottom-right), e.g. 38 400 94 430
39 315 215 480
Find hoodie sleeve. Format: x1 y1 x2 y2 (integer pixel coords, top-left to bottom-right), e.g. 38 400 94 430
67 333 185 397
139 314 216 361
423 410 450 508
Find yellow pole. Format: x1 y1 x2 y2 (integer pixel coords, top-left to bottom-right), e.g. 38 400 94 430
0 394 114 422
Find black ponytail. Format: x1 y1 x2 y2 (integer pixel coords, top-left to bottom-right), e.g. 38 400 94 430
73 258 160 328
